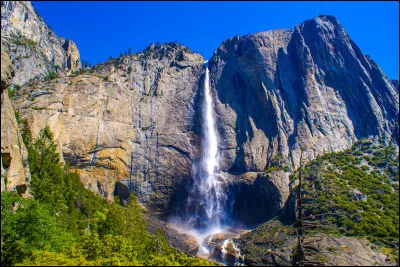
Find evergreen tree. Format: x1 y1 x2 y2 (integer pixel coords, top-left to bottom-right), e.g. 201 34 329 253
28 126 66 211
124 193 151 258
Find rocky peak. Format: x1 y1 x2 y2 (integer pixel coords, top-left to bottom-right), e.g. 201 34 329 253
1 1 81 85
209 14 399 176
137 42 201 64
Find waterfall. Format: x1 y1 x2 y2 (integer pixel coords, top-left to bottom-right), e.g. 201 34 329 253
167 62 246 264
186 61 226 231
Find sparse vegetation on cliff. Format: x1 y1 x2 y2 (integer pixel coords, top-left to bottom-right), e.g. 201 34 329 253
291 138 399 263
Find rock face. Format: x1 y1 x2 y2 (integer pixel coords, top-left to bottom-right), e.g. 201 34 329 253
237 219 394 266
13 43 205 213
4 7 399 226
1 51 14 93
1 1 81 86
1 51 31 196
224 171 290 226
209 15 399 175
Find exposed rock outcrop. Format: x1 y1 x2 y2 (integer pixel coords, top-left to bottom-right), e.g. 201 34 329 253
1 1 81 86
143 211 200 256
13 43 205 213
209 15 399 174
1 51 31 196
391 80 398 92
225 170 290 226
1 51 14 93
236 219 395 266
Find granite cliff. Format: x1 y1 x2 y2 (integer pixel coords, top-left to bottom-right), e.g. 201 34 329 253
11 43 205 215
1 1 81 86
1 51 31 196
2 1 398 228
210 15 398 174
208 15 398 223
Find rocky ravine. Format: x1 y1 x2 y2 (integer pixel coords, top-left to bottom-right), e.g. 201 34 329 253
1 1 81 86
2 2 398 228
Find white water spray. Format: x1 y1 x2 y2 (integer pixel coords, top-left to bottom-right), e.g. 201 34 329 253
168 62 247 264
186 61 227 231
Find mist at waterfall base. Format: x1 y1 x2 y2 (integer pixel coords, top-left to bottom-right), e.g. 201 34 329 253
167 62 242 260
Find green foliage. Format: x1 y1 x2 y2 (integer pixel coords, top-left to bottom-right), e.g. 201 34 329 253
292 138 399 261
15 250 96 266
1 192 73 265
15 110 32 146
264 166 280 173
28 126 66 209
2 126 214 266
81 59 91 69
12 38 37 46
265 154 288 173
44 71 57 81
7 87 15 98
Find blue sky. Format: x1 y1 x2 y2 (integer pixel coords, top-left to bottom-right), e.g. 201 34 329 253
33 1 399 79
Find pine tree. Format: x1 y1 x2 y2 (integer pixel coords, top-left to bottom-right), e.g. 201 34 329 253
28 126 66 211
124 193 150 257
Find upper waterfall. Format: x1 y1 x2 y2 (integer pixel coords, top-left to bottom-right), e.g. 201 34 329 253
185 62 227 232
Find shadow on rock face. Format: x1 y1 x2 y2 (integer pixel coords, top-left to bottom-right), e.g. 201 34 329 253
226 171 291 228
114 180 131 202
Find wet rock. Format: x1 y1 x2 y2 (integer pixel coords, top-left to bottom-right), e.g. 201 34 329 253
226 171 290 226
204 232 237 248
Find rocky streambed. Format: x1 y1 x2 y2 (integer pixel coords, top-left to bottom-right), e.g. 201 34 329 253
203 231 247 266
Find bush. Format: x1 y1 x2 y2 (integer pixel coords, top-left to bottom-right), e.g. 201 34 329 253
7 87 15 98
44 71 57 81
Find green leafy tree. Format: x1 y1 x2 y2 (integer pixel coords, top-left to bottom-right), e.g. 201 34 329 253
1 192 73 265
